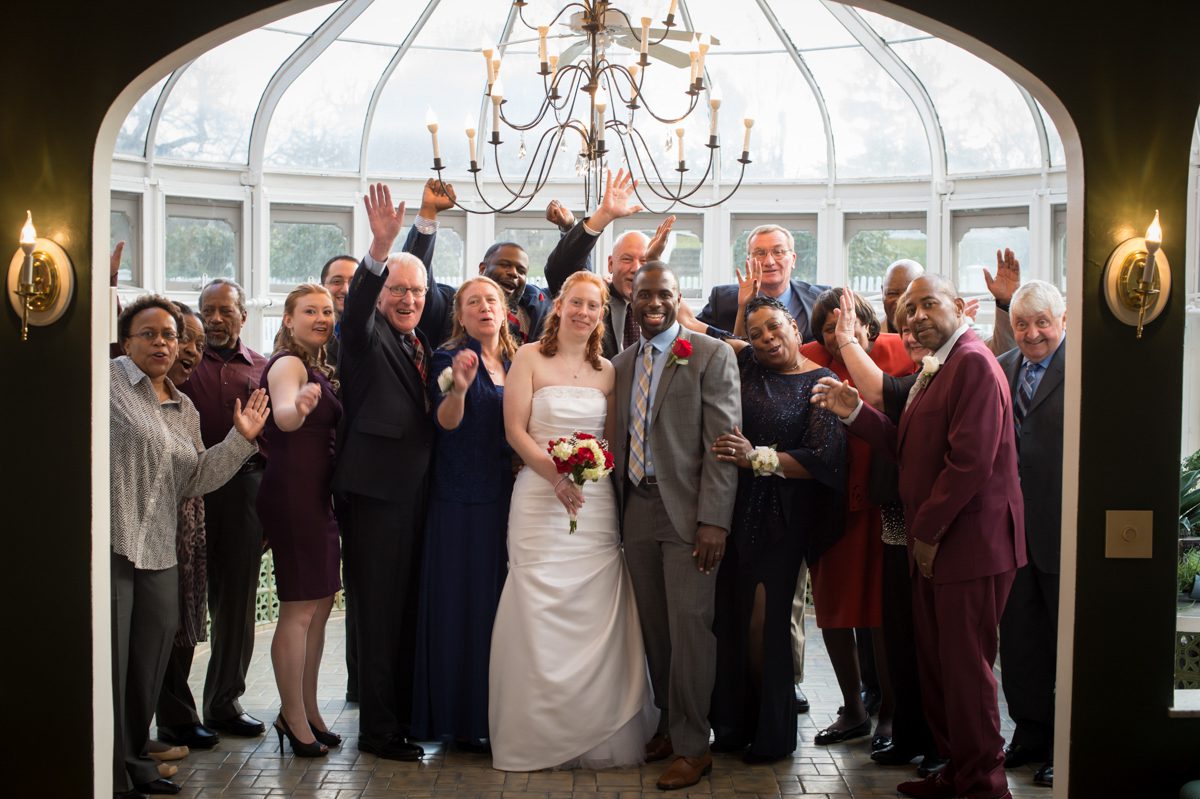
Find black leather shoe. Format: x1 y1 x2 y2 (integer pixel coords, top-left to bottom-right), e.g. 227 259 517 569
1034 760 1053 787
871 734 893 753
916 754 949 777
158 722 220 749
455 738 491 754
794 685 810 714
1003 742 1049 768
814 717 872 745
358 734 424 761
205 713 266 737
134 778 181 795
871 744 920 766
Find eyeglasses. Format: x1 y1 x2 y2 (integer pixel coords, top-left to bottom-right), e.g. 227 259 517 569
132 329 178 342
750 247 793 261
385 285 427 299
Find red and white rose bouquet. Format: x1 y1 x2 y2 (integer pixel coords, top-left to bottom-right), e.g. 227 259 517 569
547 432 615 533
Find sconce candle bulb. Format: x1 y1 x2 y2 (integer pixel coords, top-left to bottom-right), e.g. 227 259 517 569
19 210 36 286
1140 209 1161 285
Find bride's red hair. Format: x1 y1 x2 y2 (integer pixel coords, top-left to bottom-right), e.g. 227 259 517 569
539 271 608 370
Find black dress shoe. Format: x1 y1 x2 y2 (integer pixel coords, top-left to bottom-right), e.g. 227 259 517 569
158 722 220 749
871 734 893 753
794 685 810 714
205 713 266 737
134 778 181 795
1003 742 1049 768
814 717 872 745
455 737 491 754
871 744 920 766
916 754 949 777
358 734 424 761
1034 760 1053 787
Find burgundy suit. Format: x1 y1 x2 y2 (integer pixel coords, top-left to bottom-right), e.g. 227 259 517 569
849 329 1026 799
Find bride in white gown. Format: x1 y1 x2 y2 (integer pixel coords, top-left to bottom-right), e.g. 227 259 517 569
489 271 653 771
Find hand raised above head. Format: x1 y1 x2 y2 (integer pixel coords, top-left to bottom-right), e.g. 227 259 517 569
420 178 456 216
735 257 760 309
646 214 676 262
364 183 407 262
589 168 643 230
810 375 860 420
545 199 575 231
984 247 1021 304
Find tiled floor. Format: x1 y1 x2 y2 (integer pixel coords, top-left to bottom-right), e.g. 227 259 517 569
161 613 1051 798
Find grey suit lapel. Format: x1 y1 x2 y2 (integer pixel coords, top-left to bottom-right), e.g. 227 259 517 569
650 330 687 427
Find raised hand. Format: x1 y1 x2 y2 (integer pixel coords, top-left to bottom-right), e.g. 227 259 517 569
545 199 576 232
589 168 644 230
983 248 1021 304
232 388 271 441
420 178 456 217
735 256 761 310
963 297 980 322
110 241 125 286
294 382 322 418
810 375 861 420
832 286 858 347
450 349 480 396
364 183 407 262
646 214 676 262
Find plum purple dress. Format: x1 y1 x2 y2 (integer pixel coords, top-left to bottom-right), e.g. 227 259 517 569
257 353 343 601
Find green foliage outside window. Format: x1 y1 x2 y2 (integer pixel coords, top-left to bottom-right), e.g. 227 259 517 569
270 221 349 290
848 229 926 291
166 216 235 285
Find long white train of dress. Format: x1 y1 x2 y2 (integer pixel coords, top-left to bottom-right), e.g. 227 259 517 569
489 386 653 771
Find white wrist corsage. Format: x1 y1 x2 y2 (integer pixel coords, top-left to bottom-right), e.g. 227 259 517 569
748 445 781 478
920 355 941 377
436 366 455 396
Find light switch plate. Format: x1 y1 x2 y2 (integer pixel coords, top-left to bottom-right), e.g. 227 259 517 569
1105 510 1153 559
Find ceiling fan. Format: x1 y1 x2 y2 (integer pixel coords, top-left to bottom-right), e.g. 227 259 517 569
504 9 718 70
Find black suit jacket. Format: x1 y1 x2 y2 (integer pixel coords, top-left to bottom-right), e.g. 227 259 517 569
333 254 433 503
997 341 1065 574
696 278 827 343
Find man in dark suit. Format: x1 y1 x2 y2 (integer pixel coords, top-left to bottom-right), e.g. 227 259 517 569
996 280 1065 789
813 274 1025 799
543 169 670 359
696 225 827 342
334 183 434 761
319 253 358 369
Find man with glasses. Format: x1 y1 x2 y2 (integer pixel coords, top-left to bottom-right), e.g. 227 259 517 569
696 224 827 343
333 183 437 761
319 254 358 368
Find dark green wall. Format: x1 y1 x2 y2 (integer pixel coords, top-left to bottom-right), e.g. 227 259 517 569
1 1 1197 796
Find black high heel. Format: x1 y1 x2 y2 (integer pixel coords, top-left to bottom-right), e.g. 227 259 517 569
309 722 342 748
274 715 328 757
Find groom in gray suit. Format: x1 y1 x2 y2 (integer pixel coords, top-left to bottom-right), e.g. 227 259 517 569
611 261 741 790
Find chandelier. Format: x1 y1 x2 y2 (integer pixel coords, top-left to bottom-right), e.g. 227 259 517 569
423 0 754 214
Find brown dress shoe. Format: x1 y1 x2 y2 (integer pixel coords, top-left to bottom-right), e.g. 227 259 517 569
656 751 713 791
645 733 673 763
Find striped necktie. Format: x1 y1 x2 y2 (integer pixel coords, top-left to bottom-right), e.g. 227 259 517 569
1013 361 1040 436
627 342 655 484
406 332 427 382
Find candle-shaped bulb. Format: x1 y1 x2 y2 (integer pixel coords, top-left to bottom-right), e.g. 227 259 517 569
464 113 477 163
492 56 503 81
538 25 548 62
697 32 711 73
20 210 36 246
742 114 755 153
480 37 495 60
491 79 505 103
668 0 679 16
628 63 640 98
1145 209 1162 246
708 85 721 136
549 38 560 74
425 107 439 133
640 16 651 54
689 33 700 56
676 126 686 162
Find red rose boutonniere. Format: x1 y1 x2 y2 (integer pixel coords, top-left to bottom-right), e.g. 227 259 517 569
668 337 692 367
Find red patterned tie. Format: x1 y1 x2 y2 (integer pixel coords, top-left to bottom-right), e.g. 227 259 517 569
622 302 640 350
407 332 427 381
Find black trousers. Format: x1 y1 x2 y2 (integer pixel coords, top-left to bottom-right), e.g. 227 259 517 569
880 543 936 756
998 561 1059 751
341 491 424 739
202 469 264 722
156 643 199 727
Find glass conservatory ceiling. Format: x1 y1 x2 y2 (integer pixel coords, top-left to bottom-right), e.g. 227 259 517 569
115 0 1065 182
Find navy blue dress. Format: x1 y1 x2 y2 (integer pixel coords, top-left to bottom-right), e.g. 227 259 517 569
710 346 846 759
412 338 513 743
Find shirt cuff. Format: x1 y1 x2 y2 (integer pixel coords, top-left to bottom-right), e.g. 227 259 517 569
841 398 865 425
581 219 602 237
364 253 387 276
413 215 439 235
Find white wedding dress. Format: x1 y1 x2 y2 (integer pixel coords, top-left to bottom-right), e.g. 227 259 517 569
489 386 653 771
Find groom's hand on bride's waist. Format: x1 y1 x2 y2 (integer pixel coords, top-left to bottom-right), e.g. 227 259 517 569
693 524 728 574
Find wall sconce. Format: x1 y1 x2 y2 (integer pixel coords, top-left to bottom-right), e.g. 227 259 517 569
1103 210 1171 339
5 211 74 341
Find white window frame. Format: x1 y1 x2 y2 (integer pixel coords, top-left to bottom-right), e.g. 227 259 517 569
267 203 354 293
163 197 243 293
494 212 563 288
429 211 468 287
843 212 929 300
110 191 143 289
729 214 819 286
951 207 1030 298
613 214 705 299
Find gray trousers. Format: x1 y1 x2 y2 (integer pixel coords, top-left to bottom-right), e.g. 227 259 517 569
622 480 717 758
202 469 263 722
111 552 177 791
789 561 808 682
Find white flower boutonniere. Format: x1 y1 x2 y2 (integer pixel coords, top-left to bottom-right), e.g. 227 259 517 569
921 355 941 377
436 366 455 396
749 445 781 478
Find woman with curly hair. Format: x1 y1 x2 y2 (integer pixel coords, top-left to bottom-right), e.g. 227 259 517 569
489 270 653 771
257 283 343 757
411 275 518 752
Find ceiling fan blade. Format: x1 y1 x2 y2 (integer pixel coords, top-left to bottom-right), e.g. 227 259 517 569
559 40 587 64
646 43 692 69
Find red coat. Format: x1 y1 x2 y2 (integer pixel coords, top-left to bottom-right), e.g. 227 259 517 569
849 330 1026 583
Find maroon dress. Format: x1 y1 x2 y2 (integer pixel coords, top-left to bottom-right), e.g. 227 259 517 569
257 354 343 601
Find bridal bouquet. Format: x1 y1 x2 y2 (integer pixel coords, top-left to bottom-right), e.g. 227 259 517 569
547 432 615 533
